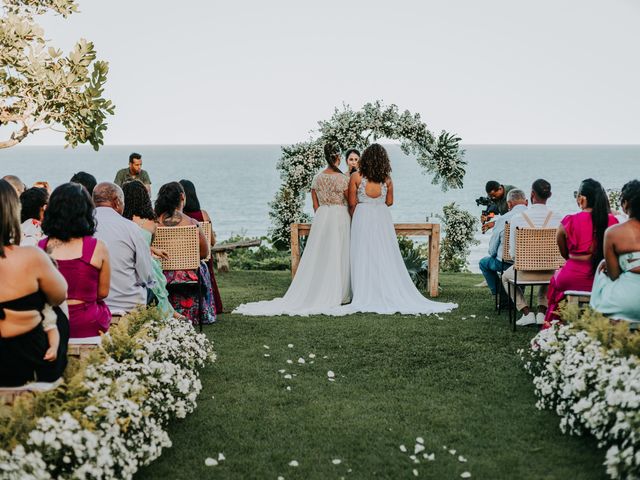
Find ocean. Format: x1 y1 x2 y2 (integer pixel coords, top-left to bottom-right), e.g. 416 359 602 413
2 144 638 272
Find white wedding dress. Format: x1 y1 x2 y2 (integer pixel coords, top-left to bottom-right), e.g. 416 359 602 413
336 178 458 315
233 172 351 316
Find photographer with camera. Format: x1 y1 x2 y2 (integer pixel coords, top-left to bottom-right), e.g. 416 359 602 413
478 180 517 232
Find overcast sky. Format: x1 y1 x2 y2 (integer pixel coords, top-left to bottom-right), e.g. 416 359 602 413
20 0 640 145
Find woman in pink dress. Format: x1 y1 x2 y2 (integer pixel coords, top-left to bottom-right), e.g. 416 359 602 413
39 183 111 338
543 178 618 327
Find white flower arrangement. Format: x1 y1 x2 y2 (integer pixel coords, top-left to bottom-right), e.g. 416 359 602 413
0 309 215 480
269 101 466 247
521 322 640 479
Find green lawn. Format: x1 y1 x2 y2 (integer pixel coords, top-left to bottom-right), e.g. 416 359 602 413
136 271 606 480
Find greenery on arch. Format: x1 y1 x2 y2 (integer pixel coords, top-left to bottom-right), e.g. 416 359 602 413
268 101 467 247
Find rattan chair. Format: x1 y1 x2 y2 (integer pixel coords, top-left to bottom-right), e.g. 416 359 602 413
506 227 565 330
152 225 205 331
199 221 212 262
495 222 513 313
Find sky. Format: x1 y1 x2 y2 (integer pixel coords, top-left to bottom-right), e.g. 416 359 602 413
15 0 640 145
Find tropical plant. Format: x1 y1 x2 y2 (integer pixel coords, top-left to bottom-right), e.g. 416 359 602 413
0 0 114 149
269 101 466 247
398 236 428 290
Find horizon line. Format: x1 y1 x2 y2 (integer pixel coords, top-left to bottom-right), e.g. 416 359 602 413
11 143 640 148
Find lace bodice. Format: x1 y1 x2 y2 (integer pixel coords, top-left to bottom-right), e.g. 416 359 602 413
357 177 387 204
311 172 349 206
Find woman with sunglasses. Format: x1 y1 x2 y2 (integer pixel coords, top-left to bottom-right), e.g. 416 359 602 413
543 178 618 327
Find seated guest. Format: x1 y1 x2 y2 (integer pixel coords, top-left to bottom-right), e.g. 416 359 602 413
39 183 111 338
155 182 216 325
32 181 51 194
479 189 528 296
543 178 618 327
20 187 48 246
70 171 98 194
179 178 223 314
2 175 26 196
93 182 154 314
0 179 69 386
591 180 640 323
503 179 563 326
122 180 176 317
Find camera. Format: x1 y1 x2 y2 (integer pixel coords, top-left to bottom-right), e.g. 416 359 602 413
475 196 491 207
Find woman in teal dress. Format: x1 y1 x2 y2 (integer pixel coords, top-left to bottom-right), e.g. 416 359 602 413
122 180 176 318
591 180 640 324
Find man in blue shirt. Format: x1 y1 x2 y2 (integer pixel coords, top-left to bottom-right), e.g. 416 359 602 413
478 189 528 295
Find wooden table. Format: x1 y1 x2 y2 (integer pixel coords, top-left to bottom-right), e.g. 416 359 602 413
290 223 441 297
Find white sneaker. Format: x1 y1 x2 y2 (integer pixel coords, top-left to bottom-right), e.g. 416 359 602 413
536 313 546 325
515 312 536 326
474 280 488 287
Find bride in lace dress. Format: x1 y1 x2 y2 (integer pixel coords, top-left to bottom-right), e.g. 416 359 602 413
338 144 457 315
234 144 351 316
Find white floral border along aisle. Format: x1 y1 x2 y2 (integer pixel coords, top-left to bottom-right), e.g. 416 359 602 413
520 312 640 480
0 307 216 480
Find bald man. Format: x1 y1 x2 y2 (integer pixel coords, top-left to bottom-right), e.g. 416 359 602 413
2 175 26 196
93 182 154 314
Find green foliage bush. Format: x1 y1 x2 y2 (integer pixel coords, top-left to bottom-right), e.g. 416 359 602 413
220 235 291 271
438 202 479 273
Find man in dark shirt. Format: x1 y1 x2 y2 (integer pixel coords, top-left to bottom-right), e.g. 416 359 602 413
114 152 151 192
482 180 517 232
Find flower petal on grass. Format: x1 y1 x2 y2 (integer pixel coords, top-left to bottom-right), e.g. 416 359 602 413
284 374 292 379
286 360 293 364
332 459 342 465
218 453 225 461
400 445 407 453
415 444 425 454
263 345 270 349
461 472 471 478
413 468 419 477
288 460 299 467
327 371 335 378
423 453 435 461
458 455 467 463
264 354 270 357
416 437 424 444
288 344 294 348
278 369 286 373
286 386 291 391
298 358 306 364
309 353 316 358
204 457 218 467
278 477 285 480
449 449 457 455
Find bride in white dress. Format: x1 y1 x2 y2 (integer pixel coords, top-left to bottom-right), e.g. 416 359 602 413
340 143 458 315
234 144 351 316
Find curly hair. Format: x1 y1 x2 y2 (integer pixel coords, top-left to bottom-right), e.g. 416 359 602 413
0 179 21 257
154 182 184 218
621 179 640 220
179 179 201 212
20 187 49 223
359 144 391 184
122 180 155 220
42 183 96 241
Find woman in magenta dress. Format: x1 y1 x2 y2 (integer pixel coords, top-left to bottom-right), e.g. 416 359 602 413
39 183 111 338
179 179 223 314
543 178 618 327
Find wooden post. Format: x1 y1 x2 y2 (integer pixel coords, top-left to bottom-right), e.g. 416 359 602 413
290 224 300 278
216 252 230 273
428 224 440 297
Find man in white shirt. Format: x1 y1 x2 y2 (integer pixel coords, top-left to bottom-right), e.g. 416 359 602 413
502 179 563 326
92 182 154 314
479 189 528 295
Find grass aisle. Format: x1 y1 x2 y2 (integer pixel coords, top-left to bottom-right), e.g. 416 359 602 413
137 271 606 480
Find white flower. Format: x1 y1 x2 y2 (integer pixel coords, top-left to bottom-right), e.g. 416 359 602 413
298 358 306 364
288 460 299 467
327 371 335 378
400 445 407 452
461 472 472 478
332 459 342 465
204 457 218 466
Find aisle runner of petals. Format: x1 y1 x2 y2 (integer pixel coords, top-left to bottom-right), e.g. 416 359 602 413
0 309 215 480
520 323 640 480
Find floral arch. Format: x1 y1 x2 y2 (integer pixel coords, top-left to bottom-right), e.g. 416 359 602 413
268 101 467 247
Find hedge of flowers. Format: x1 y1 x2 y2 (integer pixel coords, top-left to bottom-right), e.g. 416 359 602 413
520 306 640 480
269 100 466 247
438 202 479 273
0 307 215 480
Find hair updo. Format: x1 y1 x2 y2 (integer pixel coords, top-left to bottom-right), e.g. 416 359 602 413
323 143 342 173
621 179 640 220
